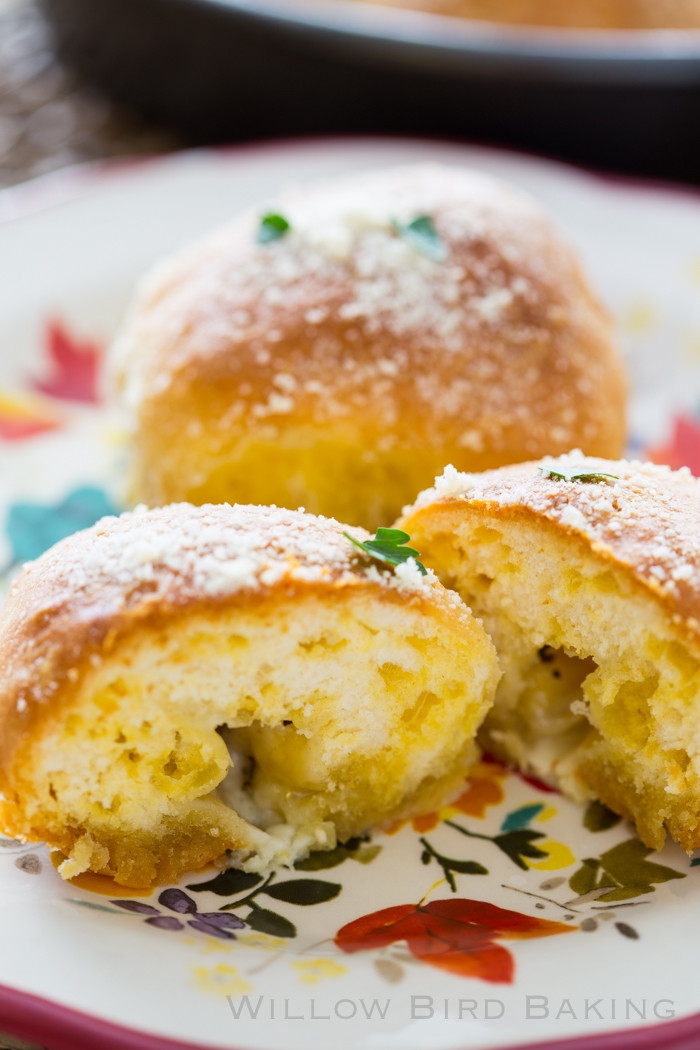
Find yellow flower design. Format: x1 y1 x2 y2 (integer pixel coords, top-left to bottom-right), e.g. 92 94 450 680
292 959 347 985
192 964 251 998
525 840 575 871
622 300 656 334
195 937 235 955
238 933 288 952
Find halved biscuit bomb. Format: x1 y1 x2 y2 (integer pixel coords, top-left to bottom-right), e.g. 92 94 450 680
0 503 498 887
401 453 700 852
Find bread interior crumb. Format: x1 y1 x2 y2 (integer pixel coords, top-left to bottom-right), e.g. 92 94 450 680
21 590 495 885
416 515 700 851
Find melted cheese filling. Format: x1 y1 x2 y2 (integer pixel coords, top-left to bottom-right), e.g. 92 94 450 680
24 590 497 881
415 517 700 849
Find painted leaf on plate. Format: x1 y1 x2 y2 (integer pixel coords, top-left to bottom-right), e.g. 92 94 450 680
445 819 550 871
420 837 488 892
646 415 700 476
500 804 545 832
6 486 118 564
146 916 184 931
199 912 246 930
336 899 574 984
263 879 341 906
409 761 508 834
187 917 238 939
295 836 381 870
244 905 297 938
33 320 102 403
0 389 62 441
569 839 685 902
159 888 198 914
583 800 622 833
110 901 160 916
493 830 550 870
186 869 263 896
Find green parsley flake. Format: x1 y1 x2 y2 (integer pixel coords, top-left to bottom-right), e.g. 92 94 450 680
344 527 427 576
257 213 290 244
393 215 446 262
539 466 619 484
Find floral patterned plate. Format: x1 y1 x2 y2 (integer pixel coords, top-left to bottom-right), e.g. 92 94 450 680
2 139 700 1050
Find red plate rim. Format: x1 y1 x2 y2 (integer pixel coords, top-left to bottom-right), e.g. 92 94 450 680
0 980 699 1050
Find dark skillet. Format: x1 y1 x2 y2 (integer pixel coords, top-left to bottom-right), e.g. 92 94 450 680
42 0 700 181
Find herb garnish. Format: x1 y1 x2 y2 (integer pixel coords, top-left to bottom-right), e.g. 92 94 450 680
538 466 619 484
257 213 290 244
344 527 427 576
393 215 446 262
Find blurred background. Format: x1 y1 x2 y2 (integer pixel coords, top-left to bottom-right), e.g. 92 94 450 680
2 0 700 192
0 0 176 190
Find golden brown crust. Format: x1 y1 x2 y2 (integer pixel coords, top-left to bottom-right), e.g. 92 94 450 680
402 454 700 642
1 795 243 888
112 164 626 526
0 502 455 773
359 0 700 29
401 454 700 853
0 502 484 884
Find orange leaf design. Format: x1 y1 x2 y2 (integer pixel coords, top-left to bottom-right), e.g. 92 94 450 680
407 760 509 832
411 812 441 833
452 761 507 818
335 898 574 984
33 320 102 403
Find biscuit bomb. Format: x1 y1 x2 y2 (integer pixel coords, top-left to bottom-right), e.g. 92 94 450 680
401 453 700 852
112 164 626 527
0 503 498 886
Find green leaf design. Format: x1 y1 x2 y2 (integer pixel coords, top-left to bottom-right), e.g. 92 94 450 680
354 844 382 865
344 527 427 576
186 869 263 896
492 830 549 871
295 839 381 870
393 215 446 262
263 879 341 906
445 819 550 871
295 845 352 871
569 838 685 902
446 859 489 876
257 213 290 244
295 846 349 871
244 905 297 938
68 899 125 915
569 857 617 897
583 799 622 833
419 837 487 892
538 466 619 484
